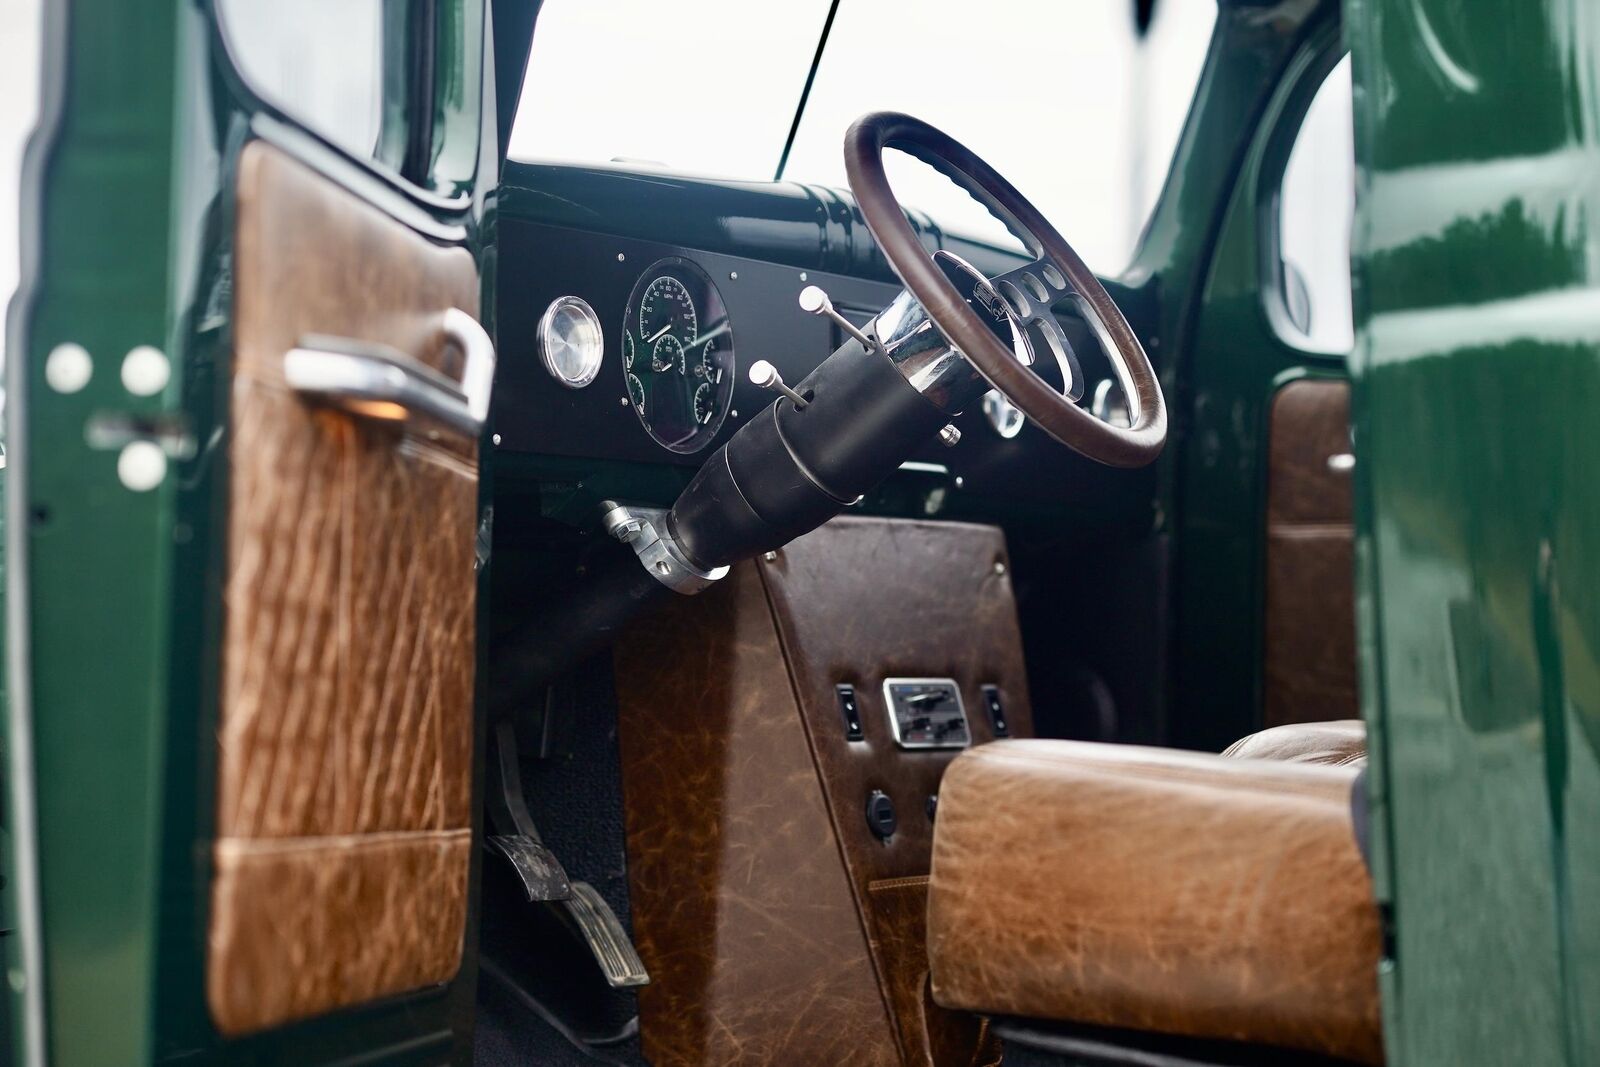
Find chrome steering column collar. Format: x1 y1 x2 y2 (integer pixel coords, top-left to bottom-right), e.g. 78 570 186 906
602 501 729 595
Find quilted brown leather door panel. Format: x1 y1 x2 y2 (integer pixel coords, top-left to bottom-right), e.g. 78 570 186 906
1263 379 1357 727
208 143 481 1036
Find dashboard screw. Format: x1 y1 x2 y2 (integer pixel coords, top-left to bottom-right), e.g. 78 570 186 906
799 272 808 281
492 433 501 445
620 397 630 407
729 271 738 281
616 252 626 262
993 561 1007 576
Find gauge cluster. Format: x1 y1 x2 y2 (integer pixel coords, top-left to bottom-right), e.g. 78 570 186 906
496 220 1138 511
622 258 735 453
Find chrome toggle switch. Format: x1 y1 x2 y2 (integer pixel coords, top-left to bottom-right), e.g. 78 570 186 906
798 284 877 350
748 360 809 410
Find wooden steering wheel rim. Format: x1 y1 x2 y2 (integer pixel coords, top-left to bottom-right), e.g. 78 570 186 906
844 111 1166 468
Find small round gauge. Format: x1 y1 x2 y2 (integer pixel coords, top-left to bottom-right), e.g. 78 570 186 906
691 338 718 379
651 333 685 373
621 257 736 453
693 382 717 425
538 295 604 388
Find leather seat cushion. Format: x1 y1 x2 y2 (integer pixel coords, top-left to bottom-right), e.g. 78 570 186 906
1223 719 1367 766
926 739 1383 1065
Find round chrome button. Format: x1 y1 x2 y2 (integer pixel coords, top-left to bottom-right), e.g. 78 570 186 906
538 295 604 388
982 389 1025 439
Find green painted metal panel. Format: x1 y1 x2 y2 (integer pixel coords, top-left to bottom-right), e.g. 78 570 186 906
6 1 181 1063
1349 0 1600 1061
6 1 496 1064
1158 5 1349 753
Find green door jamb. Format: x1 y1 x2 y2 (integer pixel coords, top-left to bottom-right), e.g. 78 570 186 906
5 1 183 1064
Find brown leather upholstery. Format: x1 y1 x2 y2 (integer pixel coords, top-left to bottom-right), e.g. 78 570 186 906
1265 380 1359 727
755 518 1027 1067
209 143 480 1036
615 517 1026 1067
1224 719 1367 766
615 565 900 1067
926 740 1383 1065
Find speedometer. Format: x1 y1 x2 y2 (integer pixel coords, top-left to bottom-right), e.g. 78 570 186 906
638 275 697 344
622 257 735 453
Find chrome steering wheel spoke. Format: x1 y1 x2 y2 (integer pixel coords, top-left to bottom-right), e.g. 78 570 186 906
988 257 1085 402
989 256 1076 318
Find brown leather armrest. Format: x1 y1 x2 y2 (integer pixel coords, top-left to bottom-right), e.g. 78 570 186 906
927 740 1383 1065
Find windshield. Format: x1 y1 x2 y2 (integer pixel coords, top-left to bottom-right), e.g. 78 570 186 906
512 0 1216 273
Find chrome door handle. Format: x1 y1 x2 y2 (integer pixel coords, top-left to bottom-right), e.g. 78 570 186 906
283 307 494 438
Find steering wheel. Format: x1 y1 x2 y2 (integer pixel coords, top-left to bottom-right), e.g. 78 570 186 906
844 112 1167 467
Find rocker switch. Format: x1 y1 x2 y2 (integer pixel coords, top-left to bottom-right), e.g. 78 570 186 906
836 684 864 741
982 685 1010 737
865 790 898 840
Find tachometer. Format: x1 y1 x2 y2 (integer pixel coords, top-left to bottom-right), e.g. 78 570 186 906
622 257 735 453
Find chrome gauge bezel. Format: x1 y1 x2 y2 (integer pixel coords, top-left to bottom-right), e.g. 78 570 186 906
621 256 736 454
537 294 605 389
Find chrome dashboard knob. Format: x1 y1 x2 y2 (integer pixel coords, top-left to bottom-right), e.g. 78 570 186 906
748 359 809 409
798 285 876 350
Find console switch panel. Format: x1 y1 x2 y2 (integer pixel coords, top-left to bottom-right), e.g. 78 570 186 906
882 678 969 749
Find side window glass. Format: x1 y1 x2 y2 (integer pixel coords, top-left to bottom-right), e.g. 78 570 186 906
428 0 486 198
215 0 482 195
216 0 396 166
1276 54 1354 354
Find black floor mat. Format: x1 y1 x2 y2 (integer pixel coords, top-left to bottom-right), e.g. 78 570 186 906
474 653 649 1067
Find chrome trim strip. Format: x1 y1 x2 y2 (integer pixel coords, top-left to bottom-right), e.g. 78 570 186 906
6 0 64 1060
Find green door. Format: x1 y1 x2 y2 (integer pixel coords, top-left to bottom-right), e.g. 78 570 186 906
1350 0 1600 1062
5 2 494 1064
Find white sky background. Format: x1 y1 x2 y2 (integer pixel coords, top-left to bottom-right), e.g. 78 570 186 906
1 0 41 353
1 1 1352 354
513 0 1220 273
1281 54 1354 351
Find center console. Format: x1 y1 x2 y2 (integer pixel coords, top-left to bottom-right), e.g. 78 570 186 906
614 516 1033 1067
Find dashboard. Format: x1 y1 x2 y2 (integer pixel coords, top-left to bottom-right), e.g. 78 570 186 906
493 164 1154 516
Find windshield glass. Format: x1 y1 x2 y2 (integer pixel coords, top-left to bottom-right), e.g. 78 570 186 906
512 0 1217 273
